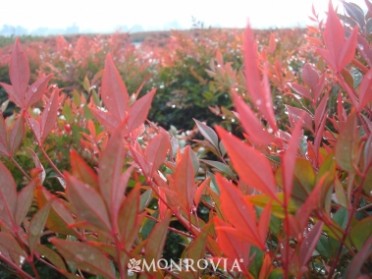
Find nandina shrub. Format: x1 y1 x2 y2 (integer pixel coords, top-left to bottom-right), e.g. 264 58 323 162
0 1 371 279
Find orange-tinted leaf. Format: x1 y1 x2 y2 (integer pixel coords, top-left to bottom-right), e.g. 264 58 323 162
65 173 111 231
101 54 129 119
173 146 196 212
216 127 277 199
258 202 271 245
194 177 210 206
233 93 273 146
70 149 99 190
144 128 170 177
50 238 116 279
216 174 264 249
0 162 17 229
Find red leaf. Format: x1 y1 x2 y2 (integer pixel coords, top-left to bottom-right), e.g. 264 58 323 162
0 114 9 157
299 221 323 267
282 118 303 202
346 237 372 279
70 149 99 190
214 218 251 267
258 202 272 245
9 39 30 106
194 177 210 206
145 211 171 261
98 128 126 217
9 116 24 156
118 184 142 245
173 146 196 212
50 238 116 279
126 88 156 133
143 128 170 177
216 126 277 199
0 232 27 266
216 174 264 249
26 74 52 107
359 69 372 110
65 173 111 231
232 93 274 146
29 89 60 144
0 162 17 229
101 54 129 120
15 180 36 225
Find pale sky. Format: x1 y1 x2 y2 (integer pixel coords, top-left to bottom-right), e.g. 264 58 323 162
0 0 367 33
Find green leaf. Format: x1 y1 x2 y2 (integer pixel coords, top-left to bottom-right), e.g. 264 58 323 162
202 159 235 177
50 238 116 279
350 217 372 250
29 203 51 252
194 119 219 150
335 113 358 172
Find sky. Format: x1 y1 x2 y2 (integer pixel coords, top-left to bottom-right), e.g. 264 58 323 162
0 0 368 34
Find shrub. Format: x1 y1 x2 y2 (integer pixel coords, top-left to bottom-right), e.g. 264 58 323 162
0 1 370 278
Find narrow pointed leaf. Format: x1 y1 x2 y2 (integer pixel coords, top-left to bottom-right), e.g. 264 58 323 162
194 119 219 149
173 146 196 212
40 89 60 143
0 114 10 157
0 162 17 228
65 173 111 231
9 39 30 105
29 203 51 252
216 127 277 199
127 89 156 133
216 174 264 249
70 149 99 190
50 238 116 279
101 53 129 119
145 212 171 261
0 232 27 266
233 93 273 146
98 128 125 214
15 180 36 225
144 129 170 177
300 221 324 267
282 119 303 202
9 116 24 156
27 74 52 107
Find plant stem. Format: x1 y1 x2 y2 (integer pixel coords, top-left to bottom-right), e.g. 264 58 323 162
10 156 31 180
0 254 34 279
39 145 63 178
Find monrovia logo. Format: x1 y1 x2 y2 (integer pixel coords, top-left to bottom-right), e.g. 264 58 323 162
127 257 244 274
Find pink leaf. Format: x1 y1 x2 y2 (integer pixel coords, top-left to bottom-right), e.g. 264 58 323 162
359 69 372 110
126 89 156 133
9 39 30 106
0 114 10 157
15 180 36 225
0 162 17 229
26 74 52 107
9 116 24 156
144 128 170 177
65 173 111 231
299 221 323 267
